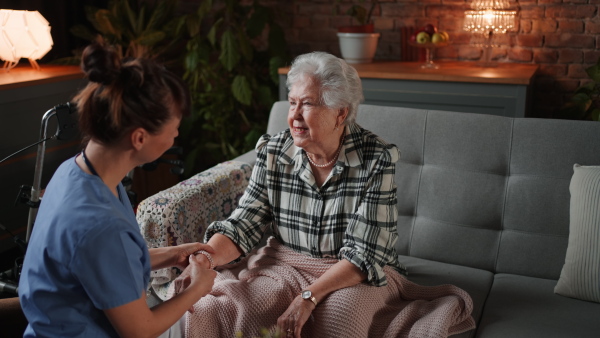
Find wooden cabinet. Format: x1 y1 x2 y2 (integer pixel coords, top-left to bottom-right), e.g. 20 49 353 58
278 61 538 118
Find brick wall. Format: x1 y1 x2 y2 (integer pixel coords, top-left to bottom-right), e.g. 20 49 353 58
264 0 600 118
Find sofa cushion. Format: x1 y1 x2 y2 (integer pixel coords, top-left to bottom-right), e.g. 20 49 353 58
476 274 600 338
399 255 494 338
554 164 600 303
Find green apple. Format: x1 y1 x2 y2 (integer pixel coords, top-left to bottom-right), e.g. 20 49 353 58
416 31 431 44
431 32 446 44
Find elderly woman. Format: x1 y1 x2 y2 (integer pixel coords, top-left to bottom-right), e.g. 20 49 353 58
175 52 474 338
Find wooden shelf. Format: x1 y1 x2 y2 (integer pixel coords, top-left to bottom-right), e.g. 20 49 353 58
0 65 83 91
278 61 538 86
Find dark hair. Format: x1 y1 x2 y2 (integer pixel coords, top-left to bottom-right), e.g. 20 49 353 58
72 42 190 145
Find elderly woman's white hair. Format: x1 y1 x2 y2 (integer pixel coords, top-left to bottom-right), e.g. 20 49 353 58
286 52 364 125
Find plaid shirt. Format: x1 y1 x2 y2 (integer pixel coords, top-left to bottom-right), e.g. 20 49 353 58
206 123 405 286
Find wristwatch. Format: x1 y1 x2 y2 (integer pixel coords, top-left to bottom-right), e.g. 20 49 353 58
301 290 318 306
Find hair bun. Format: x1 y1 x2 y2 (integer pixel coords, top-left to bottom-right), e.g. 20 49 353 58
80 43 121 85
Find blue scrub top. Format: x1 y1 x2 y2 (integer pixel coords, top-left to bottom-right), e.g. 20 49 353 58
19 156 151 337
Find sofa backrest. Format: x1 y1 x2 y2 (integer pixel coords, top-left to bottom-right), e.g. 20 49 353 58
265 101 600 280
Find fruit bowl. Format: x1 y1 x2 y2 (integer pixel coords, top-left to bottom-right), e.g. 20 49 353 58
408 41 451 69
408 41 450 49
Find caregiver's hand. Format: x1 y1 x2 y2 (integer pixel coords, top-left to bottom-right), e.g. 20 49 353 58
173 254 216 313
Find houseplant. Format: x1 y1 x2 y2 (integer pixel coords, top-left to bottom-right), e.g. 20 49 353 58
335 0 379 33
559 57 600 121
56 0 289 178
335 0 381 64
179 0 289 175
58 0 186 64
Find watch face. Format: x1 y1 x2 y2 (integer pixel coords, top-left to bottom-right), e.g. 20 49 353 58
302 290 311 299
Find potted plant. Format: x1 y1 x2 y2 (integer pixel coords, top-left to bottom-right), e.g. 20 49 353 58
559 56 600 121
336 0 378 33
335 0 380 64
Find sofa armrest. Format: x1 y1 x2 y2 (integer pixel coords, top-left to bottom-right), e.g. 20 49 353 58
136 160 253 299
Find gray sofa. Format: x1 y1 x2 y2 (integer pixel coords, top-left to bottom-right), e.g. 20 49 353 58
138 101 600 337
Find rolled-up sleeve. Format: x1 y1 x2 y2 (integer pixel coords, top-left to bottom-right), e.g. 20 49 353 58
339 145 400 286
205 135 273 254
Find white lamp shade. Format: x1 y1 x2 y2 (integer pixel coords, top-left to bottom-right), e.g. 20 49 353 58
0 9 53 63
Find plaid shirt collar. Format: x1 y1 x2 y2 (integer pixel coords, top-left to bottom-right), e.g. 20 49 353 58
278 123 365 171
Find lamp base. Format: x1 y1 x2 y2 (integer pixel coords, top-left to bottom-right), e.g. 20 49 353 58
2 59 42 72
477 45 498 68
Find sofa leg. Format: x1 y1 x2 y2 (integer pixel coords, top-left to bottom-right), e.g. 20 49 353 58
0 297 28 337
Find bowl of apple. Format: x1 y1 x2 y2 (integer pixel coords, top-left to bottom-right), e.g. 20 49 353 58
408 24 450 69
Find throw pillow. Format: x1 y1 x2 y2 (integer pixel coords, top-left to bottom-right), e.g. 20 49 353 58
554 164 600 303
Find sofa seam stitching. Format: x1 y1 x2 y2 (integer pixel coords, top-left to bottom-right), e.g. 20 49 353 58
407 111 428 256
495 119 514 274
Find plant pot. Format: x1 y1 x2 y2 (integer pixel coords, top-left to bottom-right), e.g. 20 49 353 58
337 32 380 64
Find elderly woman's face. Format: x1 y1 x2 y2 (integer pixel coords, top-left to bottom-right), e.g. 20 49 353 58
288 78 341 153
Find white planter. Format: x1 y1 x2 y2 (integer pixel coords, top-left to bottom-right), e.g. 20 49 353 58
337 33 380 64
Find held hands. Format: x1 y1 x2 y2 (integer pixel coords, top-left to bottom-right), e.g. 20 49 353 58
170 243 215 270
276 295 316 338
173 254 216 313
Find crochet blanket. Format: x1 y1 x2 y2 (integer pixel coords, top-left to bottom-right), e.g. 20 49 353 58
136 161 252 300
174 237 475 338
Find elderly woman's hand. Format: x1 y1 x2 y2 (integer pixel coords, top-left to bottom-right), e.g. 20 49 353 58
276 295 316 338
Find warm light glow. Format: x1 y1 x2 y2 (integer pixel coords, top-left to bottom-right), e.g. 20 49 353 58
0 9 53 70
464 9 517 35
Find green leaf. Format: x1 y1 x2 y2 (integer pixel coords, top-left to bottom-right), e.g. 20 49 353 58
256 84 275 107
70 25 96 41
246 6 268 38
186 13 202 37
586 64 600 83
207 18 223 46
137 5 146 35
237 27 253 62
219 29 240 71
122 0 138 33
137 31 166 46
95 9 117 35
591 108 600 121
575 82 595 95
269 56 286 84
146 0 168 31
572 92 593 112
197 0 213 18
346 5 368 25
244 127 265 149
232 75 253 105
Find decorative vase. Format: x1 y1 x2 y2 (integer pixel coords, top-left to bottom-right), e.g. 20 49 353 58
337 32 380 64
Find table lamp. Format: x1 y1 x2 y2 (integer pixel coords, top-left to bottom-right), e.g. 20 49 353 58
0 9 53 71
463 0 517 66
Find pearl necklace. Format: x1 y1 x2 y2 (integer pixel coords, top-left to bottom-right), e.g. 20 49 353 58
307 133 345 168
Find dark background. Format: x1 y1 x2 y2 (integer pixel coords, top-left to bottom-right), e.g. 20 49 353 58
0 0 108 296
